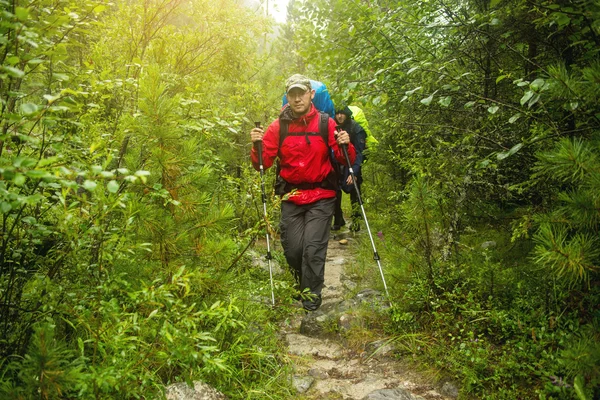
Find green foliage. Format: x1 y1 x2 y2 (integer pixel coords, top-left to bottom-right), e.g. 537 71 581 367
2 0 599 397
286 0 600 396
559 323 600 400
1 0 293 398
0 267 292 399
0 323 87 399
532 137 600 283
533 224 599 283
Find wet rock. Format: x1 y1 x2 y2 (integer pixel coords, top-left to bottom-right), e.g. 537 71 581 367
362 387 425 400
308 367 329 379
165 381 227 400
425 389 446 398
286 333 344 359
355 289 390 310
328 256 346 266
336 298 359 313
339 273 358 292
338 313 356 331
439 381 459 398
342 279 358 291
356 288 383 301
292 375 314 393
300 310 328 337
366 339 396 358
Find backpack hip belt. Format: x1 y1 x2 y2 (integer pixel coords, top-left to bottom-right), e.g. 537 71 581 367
275 176 337 196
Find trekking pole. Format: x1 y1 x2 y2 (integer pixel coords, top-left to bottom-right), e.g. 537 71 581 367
254 122 275 306
336 126 390 299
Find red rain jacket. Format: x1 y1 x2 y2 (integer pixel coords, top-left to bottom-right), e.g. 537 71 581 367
251 104 356 205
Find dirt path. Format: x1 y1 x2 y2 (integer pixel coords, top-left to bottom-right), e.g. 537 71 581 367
279 231 457 400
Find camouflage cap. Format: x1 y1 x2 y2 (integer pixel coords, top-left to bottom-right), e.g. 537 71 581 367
285 74 311 93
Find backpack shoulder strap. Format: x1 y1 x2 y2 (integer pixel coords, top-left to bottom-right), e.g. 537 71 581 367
350 120 360 145
279 119 289 150
279 113 329 148
319 112 329 146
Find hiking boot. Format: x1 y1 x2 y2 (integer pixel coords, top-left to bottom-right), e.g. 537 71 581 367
331 221 345 231
302 293 322 312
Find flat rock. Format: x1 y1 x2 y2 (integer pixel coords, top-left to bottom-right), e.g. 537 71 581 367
286 333 344 359
439 381 459 398
292 375 315 393
363 387 426 400
165 381 227 400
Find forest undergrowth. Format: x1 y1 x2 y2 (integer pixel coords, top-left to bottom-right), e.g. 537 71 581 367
1 0 599 399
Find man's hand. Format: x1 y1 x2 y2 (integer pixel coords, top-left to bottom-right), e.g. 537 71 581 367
345 175 355 185
250 127 264 143
335 130 350 146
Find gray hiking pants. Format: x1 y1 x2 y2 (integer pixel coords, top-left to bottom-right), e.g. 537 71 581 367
280 198 335 296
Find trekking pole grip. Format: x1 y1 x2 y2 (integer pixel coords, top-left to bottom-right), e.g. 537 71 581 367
254 122 264 166
335 125 352 168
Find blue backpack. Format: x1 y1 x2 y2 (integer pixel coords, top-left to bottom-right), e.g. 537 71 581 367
282 79 335 116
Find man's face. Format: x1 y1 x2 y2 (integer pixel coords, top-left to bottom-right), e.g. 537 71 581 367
287 88 314 116
335 112 347 125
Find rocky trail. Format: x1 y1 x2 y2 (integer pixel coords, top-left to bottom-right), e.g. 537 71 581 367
280 230 459 400
166 230 460 400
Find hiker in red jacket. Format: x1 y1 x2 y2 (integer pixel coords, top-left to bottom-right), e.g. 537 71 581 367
250 74 356 311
